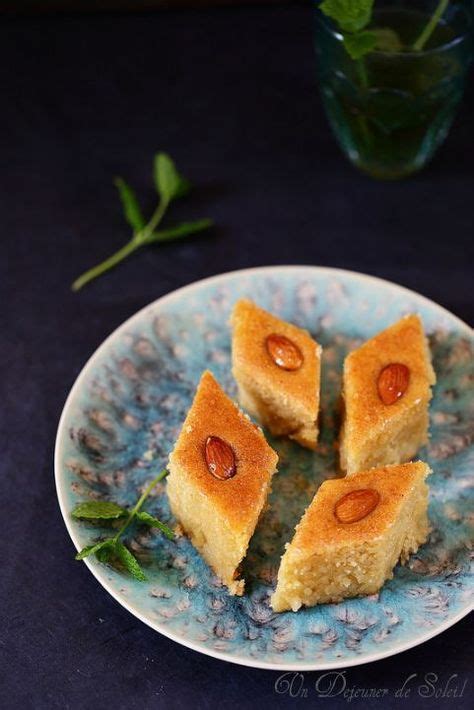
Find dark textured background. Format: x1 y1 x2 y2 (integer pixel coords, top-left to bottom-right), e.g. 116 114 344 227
1 5 472 709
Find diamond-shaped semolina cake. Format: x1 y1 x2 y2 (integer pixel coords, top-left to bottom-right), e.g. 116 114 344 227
340 314 436 475
230 299 322 450
167 370 278 595
271 461 431 611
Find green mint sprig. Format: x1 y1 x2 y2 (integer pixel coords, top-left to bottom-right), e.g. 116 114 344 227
320 0 450 59
71 153 213 291
73 468 173 581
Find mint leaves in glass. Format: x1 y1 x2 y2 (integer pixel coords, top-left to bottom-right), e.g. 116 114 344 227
315 0 473 179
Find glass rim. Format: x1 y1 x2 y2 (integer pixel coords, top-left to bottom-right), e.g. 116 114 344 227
316 5 472 58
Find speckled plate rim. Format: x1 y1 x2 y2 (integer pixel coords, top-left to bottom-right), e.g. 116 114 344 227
54 265 473 671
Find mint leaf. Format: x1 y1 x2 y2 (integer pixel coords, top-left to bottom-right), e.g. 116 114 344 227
320 0 374 33
136 511 174 539
75 538 114 560
114 178 146 232
154 152 190 204
114 542 147 581
145 219 213 245
372 27 403 52
72 501 127 520
96 543 115 563
73 469 172 580
343 30 377 59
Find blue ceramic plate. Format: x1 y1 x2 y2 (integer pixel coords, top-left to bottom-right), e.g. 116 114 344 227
55 266 473 670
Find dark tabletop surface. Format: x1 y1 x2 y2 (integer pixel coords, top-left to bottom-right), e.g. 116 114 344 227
1 5 473 709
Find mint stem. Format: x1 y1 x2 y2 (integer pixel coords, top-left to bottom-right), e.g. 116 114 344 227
143 198 169 237
354 58 372 151
113 469 168 543
355 57 369 89
71 237 140 291
71 197 169 291
412 0 450 51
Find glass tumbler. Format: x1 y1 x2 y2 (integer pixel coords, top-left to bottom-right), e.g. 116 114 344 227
314 0 473 179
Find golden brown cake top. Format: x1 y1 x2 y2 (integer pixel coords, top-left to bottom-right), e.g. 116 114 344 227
293 461 430 548
168 370 278 528
230 299 321 415
343 314 436 442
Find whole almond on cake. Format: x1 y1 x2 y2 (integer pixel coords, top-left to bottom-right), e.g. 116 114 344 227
271 461 431 611
339 314 436 475
167 370 278 595
230 299 322 450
